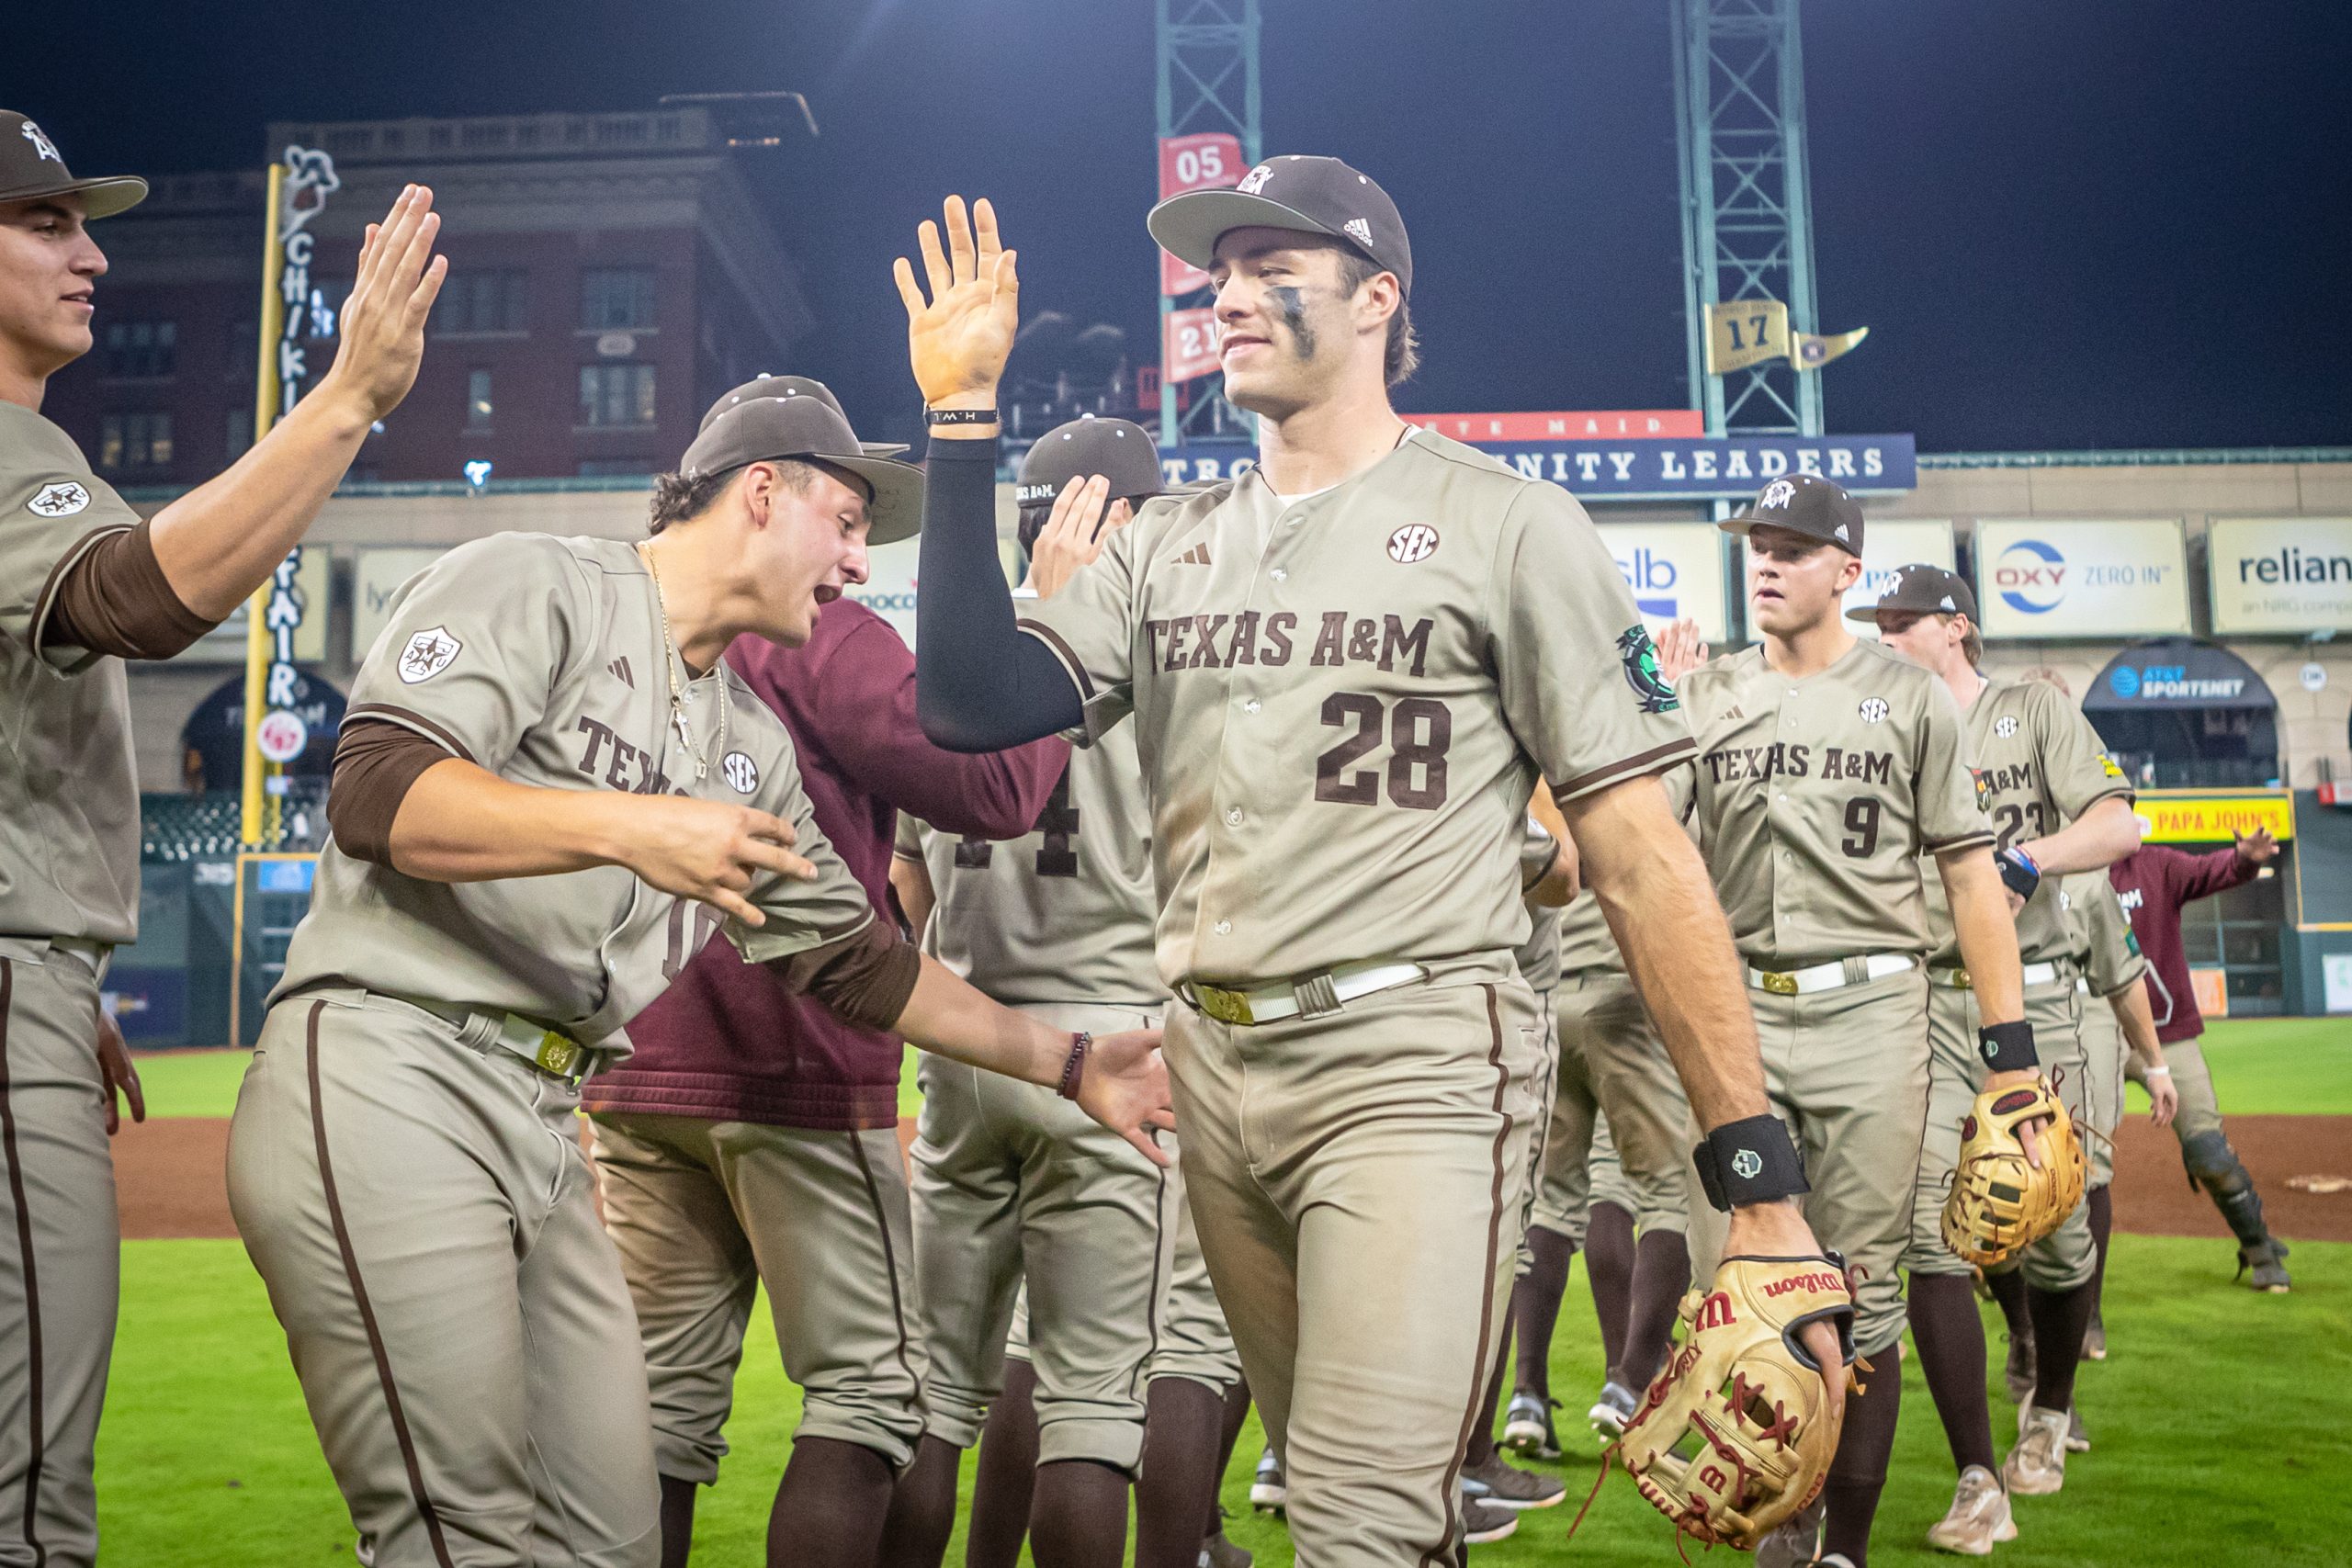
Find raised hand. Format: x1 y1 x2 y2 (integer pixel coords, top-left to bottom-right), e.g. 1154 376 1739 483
1656 616 1710 684
1021 475 1134 599
892 196 1019 406
2235 826 2280 866
317 185 447 424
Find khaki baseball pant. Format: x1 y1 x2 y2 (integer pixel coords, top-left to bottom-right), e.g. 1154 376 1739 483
1004 1180 1241 1392
1906 979 2097 1292
229 991 660 1568
1532 969 1688 1243
2128 1036 2224 1145
0 945 115 1568
1687 964 1931 1359
584 1113 925 1481
1167 957 1544 1567
910 1001 1174 1473
2078 987 2128 1189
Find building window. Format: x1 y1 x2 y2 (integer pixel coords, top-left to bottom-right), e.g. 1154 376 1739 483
433 270 528 335
581 267 657 331
578 457 655 477
467 369 494 431
102 320 175 378
98 412 174 472
579 364 656 428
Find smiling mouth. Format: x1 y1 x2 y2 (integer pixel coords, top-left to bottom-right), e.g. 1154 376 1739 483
62 290 94 310
1221 335 1270 359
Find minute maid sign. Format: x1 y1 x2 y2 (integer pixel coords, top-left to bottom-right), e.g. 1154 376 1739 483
1975 519 2191 639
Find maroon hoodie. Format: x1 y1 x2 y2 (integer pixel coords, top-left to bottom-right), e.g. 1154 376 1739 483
586 598 1069 1129
2107 843 2260 1047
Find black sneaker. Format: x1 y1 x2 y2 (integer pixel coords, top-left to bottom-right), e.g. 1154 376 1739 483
1460 1451 1566 1511
1462 1496 1519 1544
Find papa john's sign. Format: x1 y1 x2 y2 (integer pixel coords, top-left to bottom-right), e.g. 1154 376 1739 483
1975 519 2190 639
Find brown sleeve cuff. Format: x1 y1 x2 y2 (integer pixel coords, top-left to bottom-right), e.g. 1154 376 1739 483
764 919 923 1032
43 520 215 660
328 719 456 864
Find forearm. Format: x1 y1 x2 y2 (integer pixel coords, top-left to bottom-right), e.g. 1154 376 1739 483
386 760 634 882
1566 777 1766 1130
912 435 1084 750
890 855 935 941
892 953 1073 1088
1939 848 2024 1025
2112 979 2165 1071
2017 796 2140 876
148 387 376 620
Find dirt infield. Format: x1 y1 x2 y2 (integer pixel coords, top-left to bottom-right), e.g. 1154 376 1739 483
115 1112 2352 1244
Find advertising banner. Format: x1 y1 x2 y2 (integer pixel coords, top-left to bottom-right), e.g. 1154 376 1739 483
2207 517 2352 635
2130 791 2295 843
1404 410 1703 441
1838 519 1958 637
1975 519 2190 639
352 547 444 663
1595 524 1728 642
1163 307 1222 384
1155 434 1916 499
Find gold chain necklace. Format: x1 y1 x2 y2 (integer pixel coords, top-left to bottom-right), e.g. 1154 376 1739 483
638 541 727 781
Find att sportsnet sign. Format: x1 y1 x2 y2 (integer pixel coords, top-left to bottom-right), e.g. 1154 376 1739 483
1159 434 1917 501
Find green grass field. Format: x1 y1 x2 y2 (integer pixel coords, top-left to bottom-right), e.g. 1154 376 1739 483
132 1016 2352 1121
97 1235 2352 1566
109 1017 2350 1562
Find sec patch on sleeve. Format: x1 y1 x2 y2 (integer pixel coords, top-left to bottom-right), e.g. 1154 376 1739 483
1617 625 1679 714
27 480 91 517
398 626 464 683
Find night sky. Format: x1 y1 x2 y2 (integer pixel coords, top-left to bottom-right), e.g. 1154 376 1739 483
30 0 2352 453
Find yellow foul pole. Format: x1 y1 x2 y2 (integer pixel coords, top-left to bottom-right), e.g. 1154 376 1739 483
239 163 288 848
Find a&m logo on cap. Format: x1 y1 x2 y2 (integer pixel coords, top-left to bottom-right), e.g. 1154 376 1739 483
1238 164 1273 194
20 120 61 164
1758 478 1796 511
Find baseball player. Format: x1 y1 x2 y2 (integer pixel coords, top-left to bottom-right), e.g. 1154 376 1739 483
2 118 446 1568
1664 478 2035 1568
224 391 1170 1568
877 417 1203 1568
899 177 1842 1567
2109 829 2293 1290
1858 564 2141 1528
1506 1105 1643 1457
1984 871 2175 1441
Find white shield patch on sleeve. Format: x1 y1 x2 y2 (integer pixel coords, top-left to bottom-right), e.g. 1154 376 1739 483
397 626 463 684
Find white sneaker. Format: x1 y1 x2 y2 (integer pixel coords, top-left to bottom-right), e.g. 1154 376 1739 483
1925 1464 2018 1555
1587 1380 1640 1438
2005 1403 2071 1496
1756 1495 1826 1568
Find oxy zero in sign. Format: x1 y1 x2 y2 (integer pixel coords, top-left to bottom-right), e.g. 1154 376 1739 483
1159 133 1242 297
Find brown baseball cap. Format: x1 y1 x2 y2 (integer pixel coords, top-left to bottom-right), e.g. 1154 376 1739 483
0 113 145 220
1016 416 1165 508
1719 471 1865 557
681 386 924 546
1845 563 1980 625
1148 154 1412 297
697 375 909 458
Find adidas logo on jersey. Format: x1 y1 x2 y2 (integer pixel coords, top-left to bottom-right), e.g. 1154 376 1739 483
1174 542 1213 566
608 656 634 688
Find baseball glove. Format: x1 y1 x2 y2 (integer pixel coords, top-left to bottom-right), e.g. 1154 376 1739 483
1940 1077 2085 1267
1614 1255 1854 1551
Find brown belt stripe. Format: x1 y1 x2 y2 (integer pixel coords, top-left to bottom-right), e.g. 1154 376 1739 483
1422 983 1515 1568
0 961 51 1567
306 1002 457 1568
846 1132 921 1396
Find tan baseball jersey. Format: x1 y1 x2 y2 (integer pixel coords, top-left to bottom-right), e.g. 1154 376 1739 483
277 532 874 1045
0 401 141 944
899 718 1161 1008
1013 428 1694 989
2069 870 2147 998
1679 639 1991 969
1922 677 2132 965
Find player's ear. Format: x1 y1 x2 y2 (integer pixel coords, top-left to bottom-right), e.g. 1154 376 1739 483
1833 554 1864 594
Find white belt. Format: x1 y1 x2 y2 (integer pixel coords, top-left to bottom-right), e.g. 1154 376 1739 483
389 993 601 1083
1746 953 1917 997
0 935 113 982
1182 960 1427 1027
1928 960 2069 991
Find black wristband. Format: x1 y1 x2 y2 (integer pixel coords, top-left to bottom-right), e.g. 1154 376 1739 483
1691 1114 1810 1212
926 406 999 425
1978 1019 2039 1073
1995 845 2041 902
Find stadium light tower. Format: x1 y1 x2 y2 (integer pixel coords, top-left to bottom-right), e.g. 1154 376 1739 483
1156 0 1261 446
1673 0 1823 436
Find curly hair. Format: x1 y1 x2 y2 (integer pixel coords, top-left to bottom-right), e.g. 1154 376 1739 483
647 458 827 535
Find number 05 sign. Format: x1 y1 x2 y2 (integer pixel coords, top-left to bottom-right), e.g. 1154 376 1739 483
1159 134 1243 297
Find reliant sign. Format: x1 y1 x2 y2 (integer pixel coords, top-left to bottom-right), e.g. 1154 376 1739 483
2207 518 2352 635
1975 519 2191 639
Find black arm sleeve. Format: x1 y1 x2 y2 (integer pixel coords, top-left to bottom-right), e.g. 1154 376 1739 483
913 435 1086 751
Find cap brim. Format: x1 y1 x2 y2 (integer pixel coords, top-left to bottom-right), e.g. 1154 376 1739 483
6 175 149 220
1718 513 1861 555
1147 188 1349 272
860 440 911 460
824 454 926 547
1843 603 1896 624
